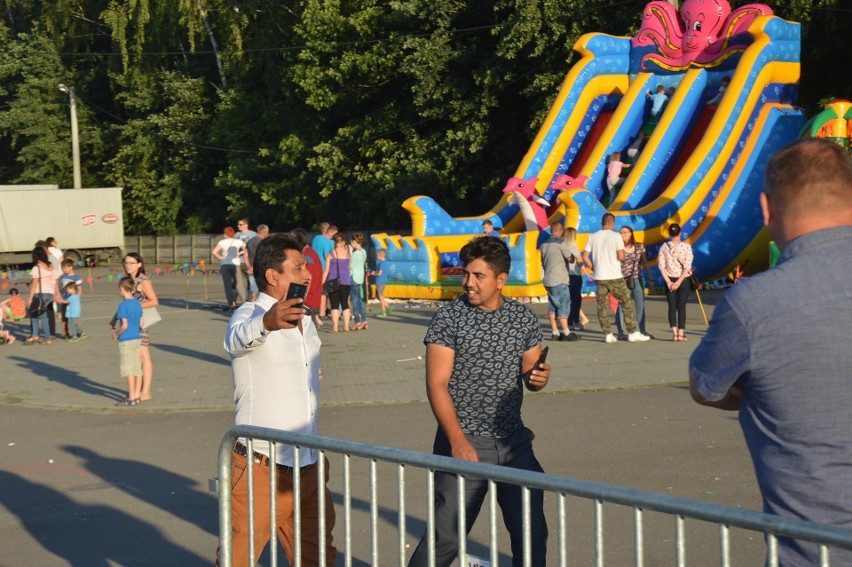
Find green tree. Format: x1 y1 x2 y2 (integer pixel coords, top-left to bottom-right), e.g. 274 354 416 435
0 26 104 187
104 71 211 233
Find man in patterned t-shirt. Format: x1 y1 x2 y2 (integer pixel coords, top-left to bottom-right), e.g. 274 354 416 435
408 236 551 567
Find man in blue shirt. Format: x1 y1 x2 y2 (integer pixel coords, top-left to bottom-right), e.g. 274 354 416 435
689 139 852 565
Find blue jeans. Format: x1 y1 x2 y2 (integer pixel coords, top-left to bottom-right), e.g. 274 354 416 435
545 283 572 319
616 276 646 334
408 426 548 567
30 293 54 340
67 317 81 337
349 283 366 324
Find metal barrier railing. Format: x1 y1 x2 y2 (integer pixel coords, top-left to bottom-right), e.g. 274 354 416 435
218 425 852 567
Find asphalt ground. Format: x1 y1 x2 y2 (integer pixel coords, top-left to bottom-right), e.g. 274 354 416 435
0 269 765 566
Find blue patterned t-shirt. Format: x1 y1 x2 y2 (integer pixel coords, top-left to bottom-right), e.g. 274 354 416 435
424 296 542 438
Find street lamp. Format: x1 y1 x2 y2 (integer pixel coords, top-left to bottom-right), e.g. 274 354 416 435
58 83 82 189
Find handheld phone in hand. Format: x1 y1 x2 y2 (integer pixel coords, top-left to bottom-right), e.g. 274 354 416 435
285 282 311 316
523 346 549 381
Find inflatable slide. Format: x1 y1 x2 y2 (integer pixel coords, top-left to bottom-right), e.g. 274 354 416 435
372 0 804 299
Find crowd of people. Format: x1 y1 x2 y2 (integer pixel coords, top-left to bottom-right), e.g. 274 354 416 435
0 238 89 346
211 220 388 334
537 214 693 344
0 240 161 407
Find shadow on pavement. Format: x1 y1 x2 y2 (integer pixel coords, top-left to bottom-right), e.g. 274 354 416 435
151 343 230 367
327 492 509 566
63 445 218 537
0 470 209 566
7 356 127 402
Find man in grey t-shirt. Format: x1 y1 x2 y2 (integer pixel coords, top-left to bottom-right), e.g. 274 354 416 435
540 222 583 341
408 236 551 567
690 139 852 565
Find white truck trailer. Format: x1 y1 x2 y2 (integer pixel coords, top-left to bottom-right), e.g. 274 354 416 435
0 185 124 266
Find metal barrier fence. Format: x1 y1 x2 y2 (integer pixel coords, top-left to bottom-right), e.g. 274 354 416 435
124 230 411 265
218 425 852 567
124 235 220 264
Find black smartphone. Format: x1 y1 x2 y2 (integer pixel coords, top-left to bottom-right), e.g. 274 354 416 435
523 346 549 381
285 282 311 315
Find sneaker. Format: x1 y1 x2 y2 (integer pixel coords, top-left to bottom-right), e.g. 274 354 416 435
605 333 618 344
617 334 628 341
627 331 651 342
565 332 580 342
67 336 79 343
551 331 561 341
76 333 87 341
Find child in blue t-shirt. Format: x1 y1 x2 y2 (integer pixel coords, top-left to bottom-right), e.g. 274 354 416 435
370 248 391 316
647 85 668 119
56 281 86 341
59 259 83 339
113 277 144 406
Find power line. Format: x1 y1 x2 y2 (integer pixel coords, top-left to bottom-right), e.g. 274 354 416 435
77 94 259 155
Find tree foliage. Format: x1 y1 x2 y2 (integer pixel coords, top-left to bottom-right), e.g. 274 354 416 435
0 0 848 233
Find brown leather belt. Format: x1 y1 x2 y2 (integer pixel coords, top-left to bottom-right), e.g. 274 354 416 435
233 442 314 475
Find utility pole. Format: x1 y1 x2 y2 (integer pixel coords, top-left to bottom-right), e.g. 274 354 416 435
58 84 82 189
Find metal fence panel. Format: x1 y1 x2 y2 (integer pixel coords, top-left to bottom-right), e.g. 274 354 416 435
216 426 852 567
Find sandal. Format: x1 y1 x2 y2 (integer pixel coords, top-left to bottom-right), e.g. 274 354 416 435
679 334 688 342
23 337 40 344
40 340 52 345
115 398 140 407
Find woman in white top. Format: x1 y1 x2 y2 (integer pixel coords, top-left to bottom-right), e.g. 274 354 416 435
212 227 246 311
24 246 56 344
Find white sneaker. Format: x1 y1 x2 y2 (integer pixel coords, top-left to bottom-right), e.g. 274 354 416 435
627 331 651 342
604 333 618 344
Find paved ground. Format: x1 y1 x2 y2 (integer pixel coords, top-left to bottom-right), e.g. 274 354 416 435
0 269 765 566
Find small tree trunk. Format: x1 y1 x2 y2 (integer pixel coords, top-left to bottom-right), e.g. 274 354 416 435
202 11 226 89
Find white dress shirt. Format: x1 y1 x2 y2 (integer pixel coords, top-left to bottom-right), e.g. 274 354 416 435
224 292 321 467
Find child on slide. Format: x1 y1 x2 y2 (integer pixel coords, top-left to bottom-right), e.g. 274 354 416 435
606 151 632 205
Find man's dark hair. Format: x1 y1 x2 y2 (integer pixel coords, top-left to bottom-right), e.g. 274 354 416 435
253 233 303 292
289 228 309 249
602 213 615 226
765 138 852 217
459 236 511 276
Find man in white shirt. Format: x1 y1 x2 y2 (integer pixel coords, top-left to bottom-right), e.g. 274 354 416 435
582 214 650 343
218 233 336 567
